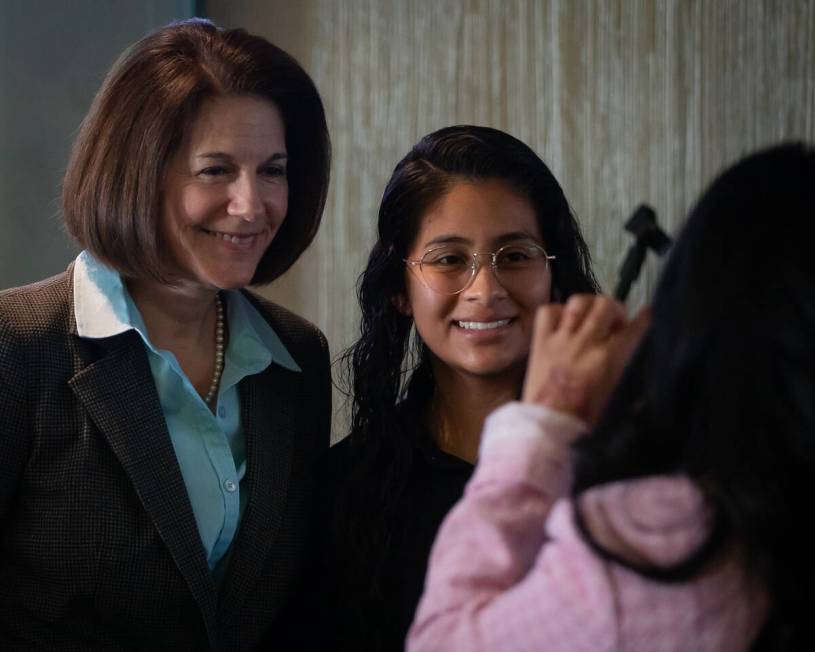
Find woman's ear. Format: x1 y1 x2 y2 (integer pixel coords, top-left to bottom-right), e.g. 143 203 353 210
392 293 412 316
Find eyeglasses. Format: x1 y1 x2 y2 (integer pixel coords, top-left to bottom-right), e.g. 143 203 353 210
404 242 555 295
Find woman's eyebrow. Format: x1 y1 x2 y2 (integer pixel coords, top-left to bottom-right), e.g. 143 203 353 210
193 151 289 161
494 231 539 245
423 235 471 248
423 231 539 248
194 152 232 161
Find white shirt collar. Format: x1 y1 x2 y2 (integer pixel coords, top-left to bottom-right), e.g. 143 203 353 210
72 251 301 373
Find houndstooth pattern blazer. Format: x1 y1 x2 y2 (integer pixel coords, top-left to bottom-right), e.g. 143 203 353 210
0 266 331 650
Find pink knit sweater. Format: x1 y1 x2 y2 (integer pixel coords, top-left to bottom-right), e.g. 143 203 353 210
408 402 767 652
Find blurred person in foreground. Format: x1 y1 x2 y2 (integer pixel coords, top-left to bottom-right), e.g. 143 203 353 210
410 143 815 651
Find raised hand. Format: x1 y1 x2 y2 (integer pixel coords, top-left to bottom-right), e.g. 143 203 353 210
522 295 650 426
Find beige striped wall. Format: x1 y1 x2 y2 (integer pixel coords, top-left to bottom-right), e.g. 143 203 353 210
209 0 815 437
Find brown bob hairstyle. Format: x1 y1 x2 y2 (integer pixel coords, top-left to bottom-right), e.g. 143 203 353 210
62 18 331 285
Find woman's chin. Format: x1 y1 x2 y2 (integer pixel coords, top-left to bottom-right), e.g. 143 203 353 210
169 273 256 294
212 277 254 291
197 267 258 292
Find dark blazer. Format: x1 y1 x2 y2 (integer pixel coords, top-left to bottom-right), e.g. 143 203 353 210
0 267 331 650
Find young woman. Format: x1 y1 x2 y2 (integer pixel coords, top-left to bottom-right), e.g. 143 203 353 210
325 125 598 649
0 19 330 649
409 143 814 651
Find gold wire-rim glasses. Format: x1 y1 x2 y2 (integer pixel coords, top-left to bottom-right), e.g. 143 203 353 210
404 242 556 295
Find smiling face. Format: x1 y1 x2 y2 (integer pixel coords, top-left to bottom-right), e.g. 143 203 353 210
402 179 553 384
160 94 288 292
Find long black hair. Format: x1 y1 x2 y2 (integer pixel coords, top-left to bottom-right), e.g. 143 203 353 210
334 126 598 621
572 142 815 650
349 124 598 445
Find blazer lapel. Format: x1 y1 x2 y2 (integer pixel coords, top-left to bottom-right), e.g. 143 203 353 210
68 331 218 646
219 361 298 608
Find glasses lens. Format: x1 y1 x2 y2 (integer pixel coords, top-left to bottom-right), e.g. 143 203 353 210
420 246 474 294
494 244 548 286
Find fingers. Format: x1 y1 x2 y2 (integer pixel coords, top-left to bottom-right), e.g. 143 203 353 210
537 294 628 348
523 294 647 423
628 305 652 335
559 295 594 333
611 306 651 364
527 304 563 380
531 303 564 337
565 295 626 345
524 304 560 404
586 296 626 340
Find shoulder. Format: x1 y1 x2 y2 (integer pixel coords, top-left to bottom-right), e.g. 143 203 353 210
0 271 73 410
323 432 381 474
556 475 713 568
0 271 73 343
333 400 429 457
239 289 330 382
241 289 327 353
320 435 353 480
547 478 767 649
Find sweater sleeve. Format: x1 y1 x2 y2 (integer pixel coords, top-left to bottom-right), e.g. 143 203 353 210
407 401 622 652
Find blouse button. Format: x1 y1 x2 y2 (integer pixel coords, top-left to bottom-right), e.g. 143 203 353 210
224 479 237 493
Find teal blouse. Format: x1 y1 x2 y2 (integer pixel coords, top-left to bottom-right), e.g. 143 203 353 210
73 251 300 578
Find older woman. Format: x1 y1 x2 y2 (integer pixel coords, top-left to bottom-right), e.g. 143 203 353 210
0 18 330 650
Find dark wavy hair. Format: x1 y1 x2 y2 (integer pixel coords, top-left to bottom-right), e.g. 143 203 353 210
573 142 815 650
349 124 598 443
335 126 598 627
63 18 330 285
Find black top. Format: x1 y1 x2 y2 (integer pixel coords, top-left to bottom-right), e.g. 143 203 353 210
319 418 474 651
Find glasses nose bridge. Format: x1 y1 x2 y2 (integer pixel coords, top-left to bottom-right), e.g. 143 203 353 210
470 250 499 272
462 250 502 293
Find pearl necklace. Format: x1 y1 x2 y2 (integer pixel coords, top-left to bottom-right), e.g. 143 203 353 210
204 293 225 405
